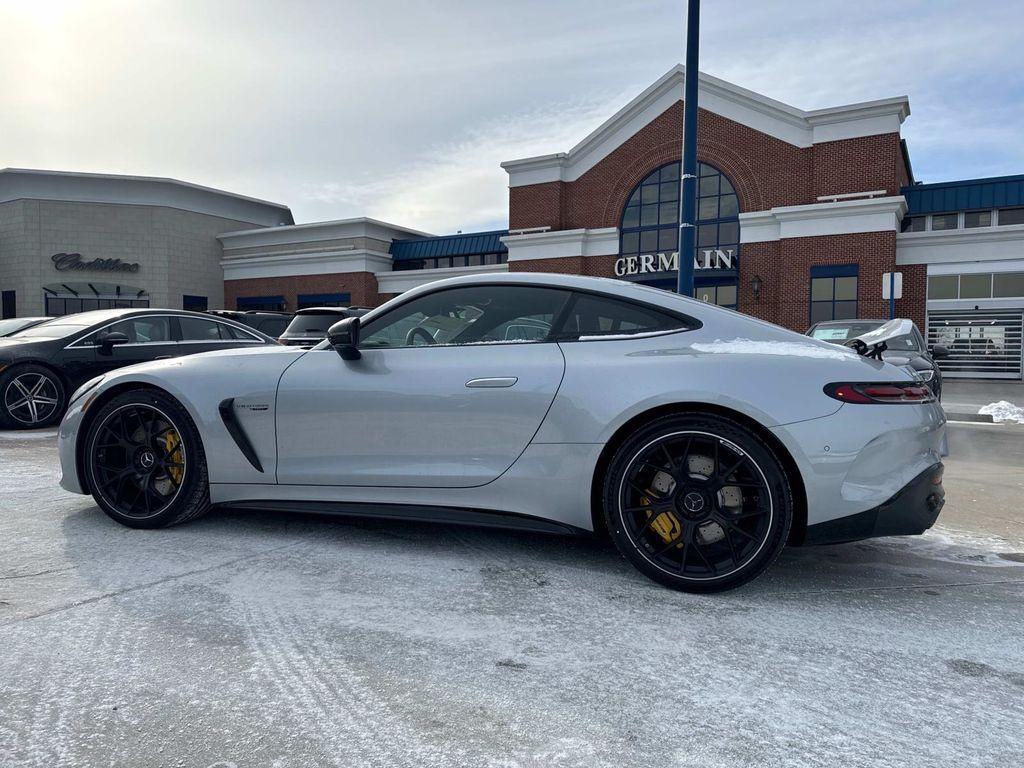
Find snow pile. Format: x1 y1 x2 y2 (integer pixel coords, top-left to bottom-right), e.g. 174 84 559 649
690 338 854 360
978 400 1024 423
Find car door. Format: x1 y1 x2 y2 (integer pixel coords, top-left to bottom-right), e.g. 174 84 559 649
81 315 178 377
274 284 570 487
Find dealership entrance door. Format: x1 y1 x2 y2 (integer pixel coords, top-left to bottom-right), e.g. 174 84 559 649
927 309 1023 380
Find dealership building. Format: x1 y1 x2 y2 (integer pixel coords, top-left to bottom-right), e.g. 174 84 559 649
2 66 1023 379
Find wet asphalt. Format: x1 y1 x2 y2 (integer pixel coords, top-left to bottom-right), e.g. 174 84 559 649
1 425 1023 767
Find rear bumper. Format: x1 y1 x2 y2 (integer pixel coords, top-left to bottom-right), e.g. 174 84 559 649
803 462 945 545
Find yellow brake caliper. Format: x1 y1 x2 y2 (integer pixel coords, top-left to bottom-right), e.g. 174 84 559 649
161 430 183 485
642 494 682 546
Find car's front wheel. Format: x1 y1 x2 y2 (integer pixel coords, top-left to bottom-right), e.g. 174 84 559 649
602 413 793 593
0 364 66 429
84 389 211 528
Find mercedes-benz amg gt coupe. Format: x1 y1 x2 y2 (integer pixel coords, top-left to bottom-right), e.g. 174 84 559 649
58 274 948 592
0 309 279 429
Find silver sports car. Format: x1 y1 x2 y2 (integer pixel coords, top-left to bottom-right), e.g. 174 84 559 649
58 273 947 592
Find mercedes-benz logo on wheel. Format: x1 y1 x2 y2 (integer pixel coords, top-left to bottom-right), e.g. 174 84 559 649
139 451 155 469
683 492 705 513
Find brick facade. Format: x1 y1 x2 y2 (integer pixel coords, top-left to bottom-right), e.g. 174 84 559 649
507 99 921 333
224 272 381 312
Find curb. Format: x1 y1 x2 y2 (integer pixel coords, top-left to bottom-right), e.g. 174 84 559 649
942 411 994 423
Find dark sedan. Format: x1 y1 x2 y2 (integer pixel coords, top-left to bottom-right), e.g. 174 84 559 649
807 318 949 399
0 309 278 429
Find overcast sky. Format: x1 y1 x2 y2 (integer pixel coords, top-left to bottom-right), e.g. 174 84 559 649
2 0 1022 233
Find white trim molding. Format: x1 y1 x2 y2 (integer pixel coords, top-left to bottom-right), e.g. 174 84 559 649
501 66 909 187
502 227 619 262
897 223 1024 266
222 249 393 280
376 264 509 295
739 196 907 243
218 216 431 249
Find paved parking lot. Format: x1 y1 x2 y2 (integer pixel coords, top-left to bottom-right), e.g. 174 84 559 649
1 425 1023 767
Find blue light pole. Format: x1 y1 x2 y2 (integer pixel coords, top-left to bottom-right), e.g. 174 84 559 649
676 0 700 296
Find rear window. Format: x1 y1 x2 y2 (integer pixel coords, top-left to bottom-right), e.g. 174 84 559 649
283 313 346 337
557 294 690 340
809 323 882 342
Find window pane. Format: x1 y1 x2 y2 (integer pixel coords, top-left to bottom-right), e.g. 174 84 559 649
657 228 677 252
716 284 737 306
959 273 992 298
627 189 640 206
834 276 858 301
659 202 678 225
360 286 571 348
901 216 926 232
698 197 718 219
639 230 658 253
622 207 640 229
468 254 482 266
699 175 719 196
718 221 739 244
697 224 717 247
833 301 858 320
811 277 834 301
640 205 658 226
998 207 1024 226
993 272 1024 298
718 194 739 218
451 256 467 268
560 294 688 339
660 163 679 182
931 213 959 230
179 317 226 341
810 302 833 323
694 286 715 303
105 316 171 343
927 275 958 299
964 211 992 228
621 232 639 254
641 185 659 204
659 182 678 201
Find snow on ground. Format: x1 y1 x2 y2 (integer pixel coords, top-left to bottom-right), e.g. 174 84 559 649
979 400 1024 424
1 432 1023 767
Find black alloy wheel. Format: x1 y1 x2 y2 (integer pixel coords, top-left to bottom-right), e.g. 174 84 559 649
85 390 211 528
603 414 792 593
0 365 66 428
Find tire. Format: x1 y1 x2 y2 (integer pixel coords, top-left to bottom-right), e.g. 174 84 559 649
601 413 793 593
0 364 66 429
84 389 211 529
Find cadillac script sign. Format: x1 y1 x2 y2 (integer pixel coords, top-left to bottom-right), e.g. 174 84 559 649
52 252 140 274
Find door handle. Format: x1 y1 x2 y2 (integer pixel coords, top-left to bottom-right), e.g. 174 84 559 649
465 377 518 388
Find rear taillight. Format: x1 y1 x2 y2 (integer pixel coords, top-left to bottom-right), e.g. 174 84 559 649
824 382 935 404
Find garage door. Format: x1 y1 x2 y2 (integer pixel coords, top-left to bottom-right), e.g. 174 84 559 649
927 310 1023 379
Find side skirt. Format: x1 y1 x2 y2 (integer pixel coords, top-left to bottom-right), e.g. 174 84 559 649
216 499 586 536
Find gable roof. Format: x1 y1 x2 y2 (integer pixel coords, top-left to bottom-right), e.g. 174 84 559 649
502 65 910 187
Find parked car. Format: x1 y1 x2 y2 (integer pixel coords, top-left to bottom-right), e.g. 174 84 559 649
278 306 371 347
807 318 948 400
207 310 293 339
0 309 278 429
0 317 52 337
57 274 947 593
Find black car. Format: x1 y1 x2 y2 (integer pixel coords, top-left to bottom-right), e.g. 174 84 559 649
207 309 294 339
0 317 52 337
278 306 371 347
806 318 949 399
0 309 278 429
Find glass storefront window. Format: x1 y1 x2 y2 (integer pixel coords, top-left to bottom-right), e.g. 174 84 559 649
959 273 993 299
993 273 1024 298
809 267 858 323
927 275 958 299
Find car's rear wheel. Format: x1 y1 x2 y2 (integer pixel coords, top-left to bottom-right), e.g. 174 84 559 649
602 413 793 593
84 389 211 528
0 364 66 429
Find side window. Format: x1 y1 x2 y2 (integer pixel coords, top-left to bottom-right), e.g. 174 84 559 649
359 285 571 349
179 317 230 341
223 323 260 341
557 294 689 340
84 316 171 345
259 318 290 337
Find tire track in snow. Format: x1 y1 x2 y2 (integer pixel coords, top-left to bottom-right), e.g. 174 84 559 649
240 599 450 767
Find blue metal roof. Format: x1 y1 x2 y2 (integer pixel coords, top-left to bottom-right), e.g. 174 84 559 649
390 229 508 261
903 174 1024 215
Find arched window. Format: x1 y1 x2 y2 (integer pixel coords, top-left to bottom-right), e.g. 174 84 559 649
619 161 740 306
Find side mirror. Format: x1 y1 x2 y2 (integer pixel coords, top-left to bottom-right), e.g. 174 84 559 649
98 331 130 356
931 345 950 359
327 317 361 361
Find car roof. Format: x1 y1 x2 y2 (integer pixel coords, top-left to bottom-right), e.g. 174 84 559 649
294 306 360 315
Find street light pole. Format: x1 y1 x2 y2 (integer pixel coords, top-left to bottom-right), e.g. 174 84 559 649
676 0 700 296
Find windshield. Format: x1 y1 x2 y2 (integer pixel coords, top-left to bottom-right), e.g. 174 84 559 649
10 321 94 339
810 322 921 352
0 318 42 336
